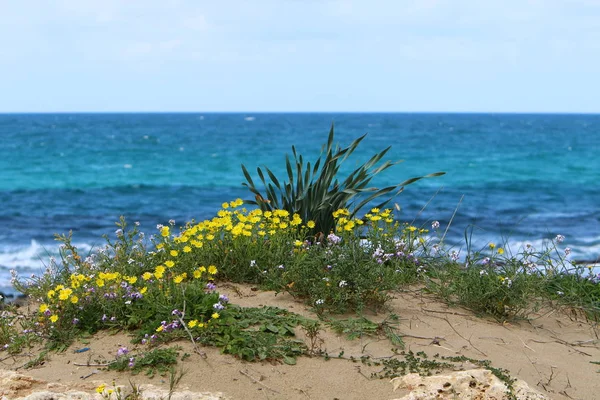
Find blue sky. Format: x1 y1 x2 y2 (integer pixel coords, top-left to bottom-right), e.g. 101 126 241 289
0 0 598 112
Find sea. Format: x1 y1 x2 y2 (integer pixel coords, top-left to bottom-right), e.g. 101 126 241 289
1 113 599 295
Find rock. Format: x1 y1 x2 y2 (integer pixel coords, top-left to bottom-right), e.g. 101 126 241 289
0 369 44 399
390 369 550 400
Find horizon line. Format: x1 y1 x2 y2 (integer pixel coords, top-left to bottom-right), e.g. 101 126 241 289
1 111 599 115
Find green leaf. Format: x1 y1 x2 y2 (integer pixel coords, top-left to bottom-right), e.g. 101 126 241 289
283 356 297 365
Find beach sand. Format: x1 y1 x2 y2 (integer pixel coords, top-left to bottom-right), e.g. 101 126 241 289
1 284 598 399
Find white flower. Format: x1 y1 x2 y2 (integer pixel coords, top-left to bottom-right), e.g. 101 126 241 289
431 221 440 230
250 260 256 267
315 299 324 305
338 280 348 288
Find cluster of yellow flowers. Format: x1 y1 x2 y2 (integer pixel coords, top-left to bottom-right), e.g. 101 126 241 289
167 200 315 251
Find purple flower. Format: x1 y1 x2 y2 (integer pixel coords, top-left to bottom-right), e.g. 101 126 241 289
218 294 229 303
565 247 572 256
171 309 182 317
72 318 79 325
555 234 565 243
128 357 135 368
117 347 129 357
102 314 108 322
327 233 342 245
432 221 440 230
213 303 225 311
205 282 216 291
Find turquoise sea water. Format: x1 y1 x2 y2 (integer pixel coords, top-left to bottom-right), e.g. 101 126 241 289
1 113 599 294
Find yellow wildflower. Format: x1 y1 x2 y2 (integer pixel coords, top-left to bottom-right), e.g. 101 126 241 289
39 304 49 313
96 279 105 288
307 220 316 229
498 248 504 255
208 265 218 275
125 276 137 284
193 269 202 279
183 245 192 253
156 325 164 332
50 315 58 323
161 226 170 237
96 384 106 394
489 243 496 249
211 312 220 319
222 202 229 209
188 320 198 328
140 287 148 294
47 289 55 298
165 260 175 268
70 295 79 304
58 288 73 301
142 272 153 281
170 250 178 257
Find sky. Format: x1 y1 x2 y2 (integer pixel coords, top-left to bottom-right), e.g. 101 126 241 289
0 0 598 113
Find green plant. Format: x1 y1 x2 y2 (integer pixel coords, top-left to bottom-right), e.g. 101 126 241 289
198 305 309 365
327 314 404 348
241 124 444 235
108 347 179 377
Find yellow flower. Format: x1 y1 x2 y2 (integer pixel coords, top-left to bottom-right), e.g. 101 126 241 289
156 243 165 249
142 272 153 281
193 270 202 279
170 250 178 257
408 226 417 232
156 325 164 332
188 319 198 328
96 279 105 288
125 276 137 284
58 288 73 301
371 207 380 213
294 240 303 247
211 312 220 319
140 287 148 294
50 315 58 323
174 273 187 284
199 266 207 273
498 248 504 255
161 226 170 237
39 304 49 313
489 243 496 249
96 384 106 394
70 295 79 304
222 202 229 209
165 260 175 268
307 220 316 229
47 290 55 298
183 245 192 253
208 265 218 275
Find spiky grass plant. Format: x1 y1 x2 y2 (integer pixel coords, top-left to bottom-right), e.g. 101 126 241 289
241 124 445 235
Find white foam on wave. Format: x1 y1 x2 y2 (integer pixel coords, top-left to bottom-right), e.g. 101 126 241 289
0 240 94 272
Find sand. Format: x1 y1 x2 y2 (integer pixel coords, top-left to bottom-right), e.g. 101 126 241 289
1 284 599 399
